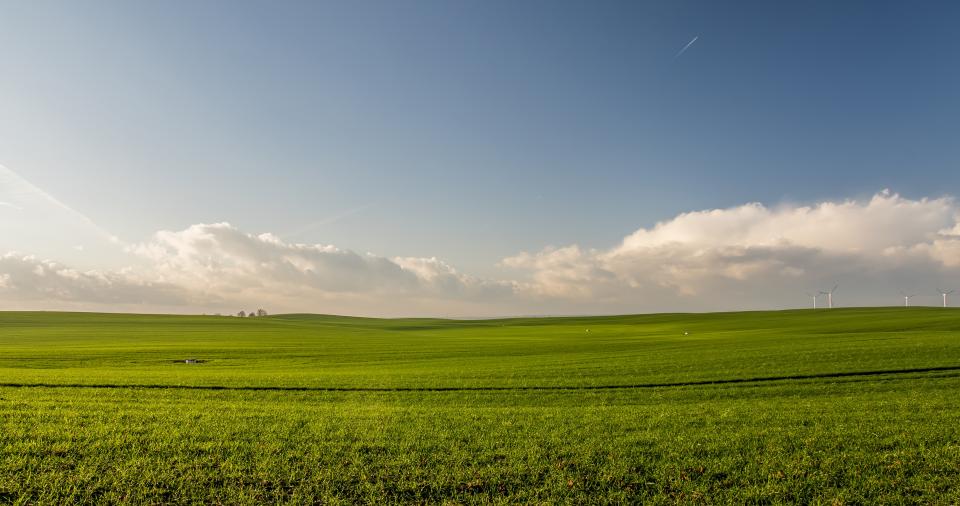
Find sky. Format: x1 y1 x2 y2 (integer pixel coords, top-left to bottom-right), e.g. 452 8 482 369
1 1 960 316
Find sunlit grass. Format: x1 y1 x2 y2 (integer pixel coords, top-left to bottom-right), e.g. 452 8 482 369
1 308 959 503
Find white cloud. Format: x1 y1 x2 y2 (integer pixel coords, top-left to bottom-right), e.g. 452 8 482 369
0 223 517 315
130 223 419 295
121 223 513 314
0 253 186 306
392 256 515 298
3 191 960 315
614 190 955 256
503 191 960 310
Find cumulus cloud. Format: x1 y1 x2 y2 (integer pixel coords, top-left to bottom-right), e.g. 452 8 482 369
131 223 419 295
3 191 960 315
392 256 515 298
614 190 955 256
0 223 516 315
0 253 186 306
121 223 513 314
503 191 960 310
128 223 513 300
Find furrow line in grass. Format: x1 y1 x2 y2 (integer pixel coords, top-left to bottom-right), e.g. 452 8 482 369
1 365 959 392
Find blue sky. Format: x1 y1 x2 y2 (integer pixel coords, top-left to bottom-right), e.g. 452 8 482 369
2 1 960 315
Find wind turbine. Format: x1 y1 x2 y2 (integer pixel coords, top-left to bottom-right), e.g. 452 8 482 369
819 285 838 309
900 291 918 307
804 292 819 309
938 288 954 308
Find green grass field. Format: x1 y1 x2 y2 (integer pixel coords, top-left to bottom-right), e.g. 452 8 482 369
2 308 959 504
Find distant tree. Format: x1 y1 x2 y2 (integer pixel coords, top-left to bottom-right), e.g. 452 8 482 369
248 311 256 317
256 308 268 317
237 310 246 318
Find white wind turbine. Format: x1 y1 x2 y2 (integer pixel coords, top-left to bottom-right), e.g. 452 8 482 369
900 291 918 307
938 288 954 308
819 285 838 309
804 292 819 309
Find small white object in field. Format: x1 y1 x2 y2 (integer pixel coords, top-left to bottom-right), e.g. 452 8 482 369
683 331 689 336
586 329 590 332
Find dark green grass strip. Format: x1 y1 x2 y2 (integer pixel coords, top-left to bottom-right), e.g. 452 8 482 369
1 364 958 392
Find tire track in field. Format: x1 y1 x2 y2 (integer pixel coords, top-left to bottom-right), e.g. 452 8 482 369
1 365 959 392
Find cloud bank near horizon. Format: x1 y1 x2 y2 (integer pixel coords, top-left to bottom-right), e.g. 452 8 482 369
3 191 960 315
503 190 960 301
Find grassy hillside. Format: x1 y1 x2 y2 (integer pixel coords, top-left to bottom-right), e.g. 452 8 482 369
2 308 959 503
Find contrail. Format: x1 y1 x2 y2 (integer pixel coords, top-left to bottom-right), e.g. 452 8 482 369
0 201 23 211
0 164 121 244
675 36 699 58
